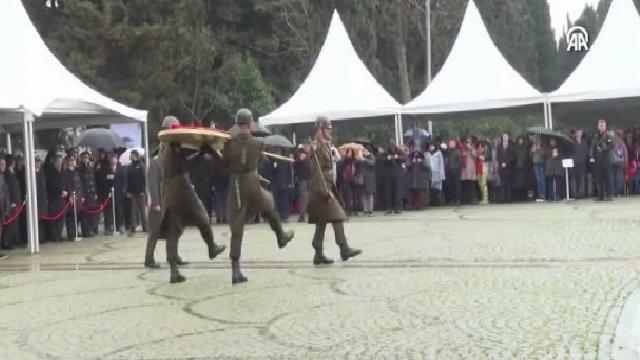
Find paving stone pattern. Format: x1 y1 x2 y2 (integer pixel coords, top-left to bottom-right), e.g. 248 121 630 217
1 199 639 359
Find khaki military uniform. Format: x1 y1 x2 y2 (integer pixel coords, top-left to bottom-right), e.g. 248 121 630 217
307 139 347 223
225 133 285 260
307 136 350 251
158 143 216 266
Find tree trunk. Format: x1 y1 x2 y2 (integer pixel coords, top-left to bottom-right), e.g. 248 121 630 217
395 0 412 103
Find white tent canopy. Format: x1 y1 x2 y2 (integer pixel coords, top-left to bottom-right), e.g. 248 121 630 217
260 10 401 125
0 0 148 255
549 0 640 103
0 0 147 124
403 0 545 115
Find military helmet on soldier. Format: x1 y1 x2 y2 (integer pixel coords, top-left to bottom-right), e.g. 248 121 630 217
235 109 253 126
315 116 332 130
161 115 179 129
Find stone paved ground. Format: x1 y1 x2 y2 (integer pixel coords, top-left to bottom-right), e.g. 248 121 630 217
1 199 640 359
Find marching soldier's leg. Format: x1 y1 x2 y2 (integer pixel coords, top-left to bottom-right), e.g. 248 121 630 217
260 189 294 249
192 202 225 260
332 221 362 261
229 196 248 285
166 220 185 284
144 227 160 269
312 222 333 265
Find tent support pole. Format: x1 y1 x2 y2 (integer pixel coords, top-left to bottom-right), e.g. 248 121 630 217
28 119 39 253
543 102 548 128
6 132 12 153
398 114 404 146
548 103 554 130
22 109 38 254
142 122 150 208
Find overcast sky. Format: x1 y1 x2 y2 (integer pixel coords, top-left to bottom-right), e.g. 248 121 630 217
548 0 601 39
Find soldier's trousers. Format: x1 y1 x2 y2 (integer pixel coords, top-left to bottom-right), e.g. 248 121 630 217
165 213 212 265
312 221 348 251
228 190 283 261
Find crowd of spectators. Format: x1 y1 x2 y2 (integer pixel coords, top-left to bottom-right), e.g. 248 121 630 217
1 118 637 260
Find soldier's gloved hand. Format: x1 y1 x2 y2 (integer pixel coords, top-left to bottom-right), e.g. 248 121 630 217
152 205 161 212
321 192 332 202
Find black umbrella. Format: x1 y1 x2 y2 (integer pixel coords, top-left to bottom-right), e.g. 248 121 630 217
77 128 125 149
228 121 271 138
263 135 294 148
526 127 575 146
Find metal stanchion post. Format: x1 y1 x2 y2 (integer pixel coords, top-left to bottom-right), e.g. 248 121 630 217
565 168 571 201
73 191 82 241
111 187 116 235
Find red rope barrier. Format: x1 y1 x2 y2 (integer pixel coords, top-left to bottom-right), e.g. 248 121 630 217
3 201 26 226
77 194 112 214
38 199 72 221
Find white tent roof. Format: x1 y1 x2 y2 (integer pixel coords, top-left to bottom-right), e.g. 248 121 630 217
403 0 544 115
549 0 640 103
0 0 147 124
260 10 401 126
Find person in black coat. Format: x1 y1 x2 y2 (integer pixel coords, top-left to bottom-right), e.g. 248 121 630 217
269 151 293 222
15 154 27 245
96 152 125 235
497 132 517 203
444 141 462 206
125 150 147 235
34 156 49 243
0 159 9 259
189 153 214 220
212 152 230 225
383 147 403 214
46 154 66 242
1 155 22 250
294 148 311 222
78 152 98 237
63 156 83 241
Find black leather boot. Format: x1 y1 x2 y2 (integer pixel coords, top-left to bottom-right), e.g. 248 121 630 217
277 230 294 249
169 261 186 284
144 259 161 269
313 247 334 265
208 243 226 260
231 259 248 285
340 247 362 261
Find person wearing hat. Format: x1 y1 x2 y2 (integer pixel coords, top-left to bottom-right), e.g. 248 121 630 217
62 155 83 240
145 115 189 269
46 154 66 242
307 116 362 265
224 108 294 285
156 116 226 283
125 149 147 236
78 152 99 237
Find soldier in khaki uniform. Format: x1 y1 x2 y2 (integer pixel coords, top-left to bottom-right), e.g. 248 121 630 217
308 116 362 264
225 109 294 285
145 116 189 269
157 119 226 284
